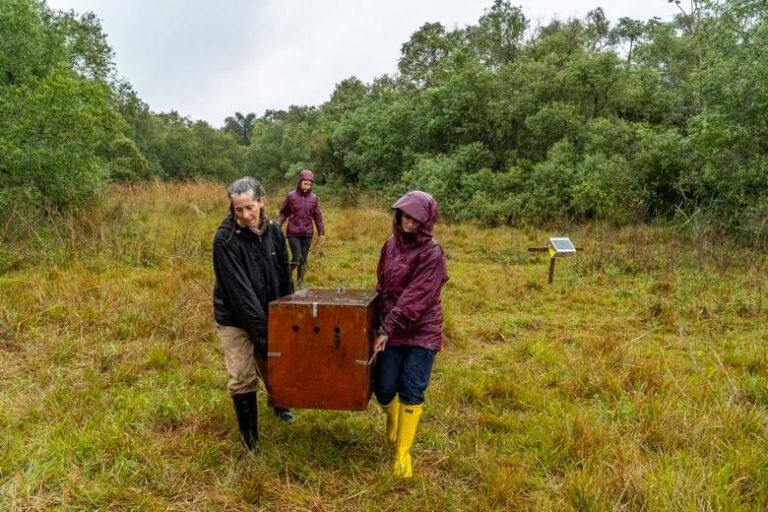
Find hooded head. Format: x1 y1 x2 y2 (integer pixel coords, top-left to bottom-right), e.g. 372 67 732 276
296 169 314 194
391 191 439 244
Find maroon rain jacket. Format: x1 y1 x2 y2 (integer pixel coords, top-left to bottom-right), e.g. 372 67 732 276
277 169 325 237
377 191 449 351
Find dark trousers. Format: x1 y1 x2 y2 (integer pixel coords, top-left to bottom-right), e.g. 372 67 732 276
287 236 312 267
373 345 436 406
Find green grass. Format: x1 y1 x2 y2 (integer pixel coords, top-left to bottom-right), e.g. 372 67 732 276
1 181 766 511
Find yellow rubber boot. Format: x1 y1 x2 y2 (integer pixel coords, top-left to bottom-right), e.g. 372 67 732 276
393 403 423 478
381 396 399 443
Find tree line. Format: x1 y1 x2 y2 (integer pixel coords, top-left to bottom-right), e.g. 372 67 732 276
1 0 766 241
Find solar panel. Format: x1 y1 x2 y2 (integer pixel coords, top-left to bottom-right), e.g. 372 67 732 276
549 237 576 254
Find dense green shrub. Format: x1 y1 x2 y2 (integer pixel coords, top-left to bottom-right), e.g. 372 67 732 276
3 0 767 244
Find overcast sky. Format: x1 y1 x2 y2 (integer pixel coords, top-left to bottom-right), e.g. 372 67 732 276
45 1 676 126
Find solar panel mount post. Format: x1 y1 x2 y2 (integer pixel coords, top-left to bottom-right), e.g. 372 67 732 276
528 237 581 284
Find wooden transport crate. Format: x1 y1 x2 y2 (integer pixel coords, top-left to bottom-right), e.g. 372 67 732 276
266 289 378 410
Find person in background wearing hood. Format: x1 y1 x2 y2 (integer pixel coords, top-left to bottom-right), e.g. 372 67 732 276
277 169 326 289
372 191 449 478
212 177 296 451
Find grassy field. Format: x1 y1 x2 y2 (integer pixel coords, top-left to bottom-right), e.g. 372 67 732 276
1 181 766 511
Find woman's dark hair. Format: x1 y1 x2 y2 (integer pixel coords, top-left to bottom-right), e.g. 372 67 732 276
227 177 265 216
395 209 403 227
228 177 265 200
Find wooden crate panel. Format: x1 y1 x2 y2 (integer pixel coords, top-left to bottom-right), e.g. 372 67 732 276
267 289 377 410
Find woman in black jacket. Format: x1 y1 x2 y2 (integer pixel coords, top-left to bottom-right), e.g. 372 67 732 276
212 177 295 450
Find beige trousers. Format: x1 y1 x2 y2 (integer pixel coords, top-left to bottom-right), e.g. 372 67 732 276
215 324 267 395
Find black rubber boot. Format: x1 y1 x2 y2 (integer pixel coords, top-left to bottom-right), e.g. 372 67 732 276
232 392 258 450
273 407 295 423
297 264 306 289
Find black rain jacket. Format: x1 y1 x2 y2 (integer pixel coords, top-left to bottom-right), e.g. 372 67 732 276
212 215 294 355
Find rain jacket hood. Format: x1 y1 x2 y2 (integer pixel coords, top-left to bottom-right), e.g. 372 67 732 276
391 191 439 246
296 169 314 195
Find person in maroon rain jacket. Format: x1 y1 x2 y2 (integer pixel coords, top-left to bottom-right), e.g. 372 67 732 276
372 190 449 478
277 169 325 288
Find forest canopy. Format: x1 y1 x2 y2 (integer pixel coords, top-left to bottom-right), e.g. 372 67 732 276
1 0 766 241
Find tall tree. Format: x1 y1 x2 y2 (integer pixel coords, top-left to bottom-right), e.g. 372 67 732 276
467 0 528 67
224 112 256 145
398 22 462 87
611 17 647 67
0 0 139 211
